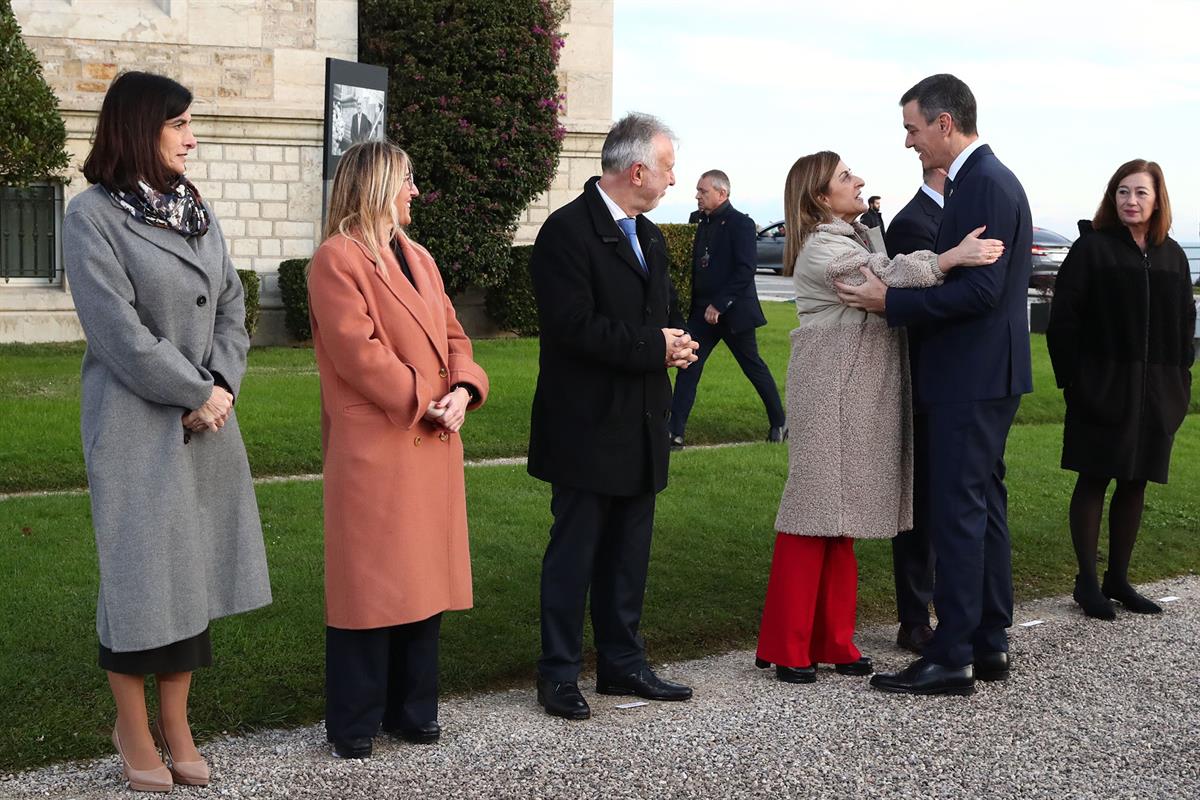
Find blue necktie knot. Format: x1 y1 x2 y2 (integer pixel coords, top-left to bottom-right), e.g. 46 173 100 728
617 217 647 272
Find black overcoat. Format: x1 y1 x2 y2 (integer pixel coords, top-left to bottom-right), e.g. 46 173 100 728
528 177 685 496
1047 225 1195 482
688 202 766 333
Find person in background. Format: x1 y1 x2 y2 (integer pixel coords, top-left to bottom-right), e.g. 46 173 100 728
1047 159 1195 619
755 151 1001 685
63 71 272 793
308 140 489 758
882 166 947 655
668 169 786 450
859 195 886 233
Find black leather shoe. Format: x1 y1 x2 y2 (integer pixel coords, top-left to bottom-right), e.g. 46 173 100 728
1101 572 1162 614
329 735 372 759
869 657 975 696
974 651 1010 682
775 664 816 684
834 656 873 676
896 624 934 654
669 434 685 451
537 678 591 720
1074 574 1117 620
596 666 692 701
767 425 788 443
383 720 441 744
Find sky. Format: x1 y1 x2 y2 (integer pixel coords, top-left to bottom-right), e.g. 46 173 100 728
611 0 1200 243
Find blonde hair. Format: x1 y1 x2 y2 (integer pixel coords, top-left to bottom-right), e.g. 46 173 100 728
323 140 411 271
782 151 841 277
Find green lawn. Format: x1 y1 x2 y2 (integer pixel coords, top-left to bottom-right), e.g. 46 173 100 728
1 306 1197 771
5 303 1195 493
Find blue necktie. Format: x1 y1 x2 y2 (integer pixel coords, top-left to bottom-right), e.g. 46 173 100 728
943 176 955 200
617 217 647 273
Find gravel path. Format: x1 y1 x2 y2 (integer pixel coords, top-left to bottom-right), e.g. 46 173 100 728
5 575 1197 799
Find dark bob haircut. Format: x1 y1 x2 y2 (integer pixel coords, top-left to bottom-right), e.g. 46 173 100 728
900 73 978 137
1092 159 1172 247
82 71 193 193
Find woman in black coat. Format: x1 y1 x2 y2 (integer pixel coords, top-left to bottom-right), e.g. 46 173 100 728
1047 159 1195 619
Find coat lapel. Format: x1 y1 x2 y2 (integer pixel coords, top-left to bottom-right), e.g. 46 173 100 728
352 236 447 365
122 215 210 277
583 179 649 281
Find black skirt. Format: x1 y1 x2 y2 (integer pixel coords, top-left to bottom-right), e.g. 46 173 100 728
99 628 213 675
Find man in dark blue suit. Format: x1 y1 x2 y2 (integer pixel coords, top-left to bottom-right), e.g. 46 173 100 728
668 170 786 448
838 74 1032 695
883 166 947 655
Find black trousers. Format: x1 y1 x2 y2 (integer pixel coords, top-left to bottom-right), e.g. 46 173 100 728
918 397 1021 668
325 614 441 742
669 316 785 438
538 485 655 683
892 414 935 630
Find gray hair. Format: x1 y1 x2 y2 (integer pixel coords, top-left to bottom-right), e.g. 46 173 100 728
900 73 978 136
601 112 676 174
700 169 730 194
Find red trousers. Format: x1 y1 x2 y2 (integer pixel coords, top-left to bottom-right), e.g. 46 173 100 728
756 533 861 667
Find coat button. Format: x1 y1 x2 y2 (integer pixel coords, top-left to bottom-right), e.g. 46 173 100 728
439 431 449 442
438 367 448 378
196 295 207 306
644 306 652 316
635 340 645 351
414 435 422 446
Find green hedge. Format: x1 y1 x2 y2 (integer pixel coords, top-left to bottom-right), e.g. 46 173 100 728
486 223 698 336
236 269 260 338
278 258 311 342
360 0 567 295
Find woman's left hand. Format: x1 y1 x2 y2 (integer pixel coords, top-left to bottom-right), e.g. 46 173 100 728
432 387 471 432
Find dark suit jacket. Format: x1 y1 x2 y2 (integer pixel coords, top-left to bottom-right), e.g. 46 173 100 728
351 112 373 142
885 188 942 258
885 145 1033 406
527 176 685 496
859 209 886 233
689 202 766 333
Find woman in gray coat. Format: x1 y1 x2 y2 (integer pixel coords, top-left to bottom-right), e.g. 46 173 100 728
754 152 1001 684
63 72 271 792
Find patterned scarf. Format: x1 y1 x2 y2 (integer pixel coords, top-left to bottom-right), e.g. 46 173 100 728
106 177 210 237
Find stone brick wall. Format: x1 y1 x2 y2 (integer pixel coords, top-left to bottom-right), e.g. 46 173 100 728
4 0 613 343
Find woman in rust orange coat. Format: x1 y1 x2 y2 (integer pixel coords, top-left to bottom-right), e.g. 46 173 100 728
307 141 489 759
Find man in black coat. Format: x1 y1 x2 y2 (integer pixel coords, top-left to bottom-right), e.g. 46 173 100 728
883 167 946 655
859 195 886 233
668 170 785 448
839 74 1033 696
528 113 698 720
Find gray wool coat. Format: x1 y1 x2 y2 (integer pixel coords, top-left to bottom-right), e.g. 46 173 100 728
775 220 943 539
63 185 271 653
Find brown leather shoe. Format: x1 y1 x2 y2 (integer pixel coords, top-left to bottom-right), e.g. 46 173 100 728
896 624 934 654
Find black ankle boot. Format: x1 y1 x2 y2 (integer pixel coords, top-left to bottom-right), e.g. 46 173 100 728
1101 572 1162 614
1073 573 1116 620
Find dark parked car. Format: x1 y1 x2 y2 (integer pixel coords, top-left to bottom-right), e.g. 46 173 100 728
1030 226 1073 293
756 220 786 274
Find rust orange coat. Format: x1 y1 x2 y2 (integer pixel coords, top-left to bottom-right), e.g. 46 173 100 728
308 233 489 629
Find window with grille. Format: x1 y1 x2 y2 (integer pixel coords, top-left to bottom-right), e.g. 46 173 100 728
1 184 63 283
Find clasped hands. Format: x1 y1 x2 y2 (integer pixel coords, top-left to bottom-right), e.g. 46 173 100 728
424 386 471 433
662 328 700 368
182 386 234 433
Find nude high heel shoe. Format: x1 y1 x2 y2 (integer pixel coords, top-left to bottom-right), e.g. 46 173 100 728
152 718 210 787
111 728 173 793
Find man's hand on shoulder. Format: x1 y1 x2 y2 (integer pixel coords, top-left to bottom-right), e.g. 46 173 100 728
662 328 700 368
835 267 887 314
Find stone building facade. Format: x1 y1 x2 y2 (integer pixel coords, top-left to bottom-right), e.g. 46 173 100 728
4 0 613 343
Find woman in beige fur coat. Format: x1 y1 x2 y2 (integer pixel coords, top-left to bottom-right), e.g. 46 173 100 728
754 151 1003 683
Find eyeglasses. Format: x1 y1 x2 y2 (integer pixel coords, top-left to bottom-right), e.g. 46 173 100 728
403 171 415 189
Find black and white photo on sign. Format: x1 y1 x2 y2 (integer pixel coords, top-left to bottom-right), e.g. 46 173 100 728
330 84 385 156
